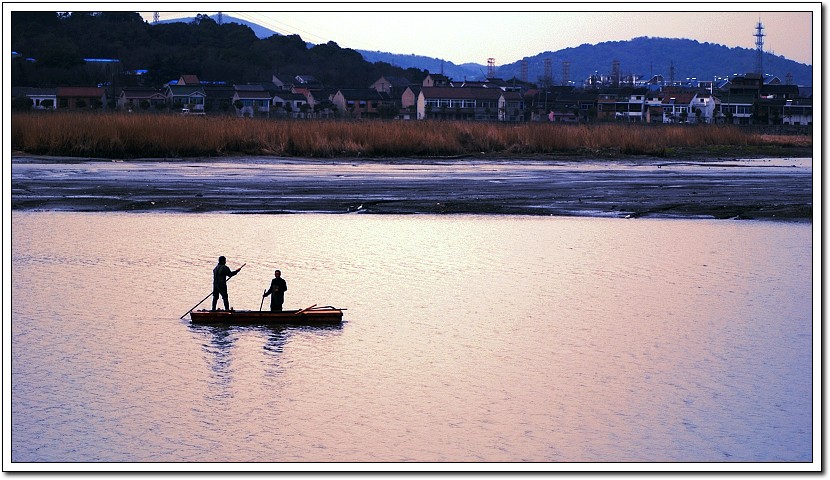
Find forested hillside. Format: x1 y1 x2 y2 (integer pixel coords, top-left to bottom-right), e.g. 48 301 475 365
10 11 428 87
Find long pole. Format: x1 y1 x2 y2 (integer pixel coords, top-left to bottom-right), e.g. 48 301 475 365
180 263 245 319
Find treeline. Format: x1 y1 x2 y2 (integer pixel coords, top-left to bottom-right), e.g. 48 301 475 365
11 12 428 88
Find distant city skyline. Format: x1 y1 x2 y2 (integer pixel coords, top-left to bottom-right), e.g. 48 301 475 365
135 3 816 66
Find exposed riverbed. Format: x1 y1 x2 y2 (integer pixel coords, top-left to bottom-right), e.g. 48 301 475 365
11 155 813 221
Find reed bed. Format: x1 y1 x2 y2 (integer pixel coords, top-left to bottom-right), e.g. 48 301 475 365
11 111 811 159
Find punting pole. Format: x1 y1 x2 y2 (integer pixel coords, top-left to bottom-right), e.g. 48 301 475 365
179 263 246 319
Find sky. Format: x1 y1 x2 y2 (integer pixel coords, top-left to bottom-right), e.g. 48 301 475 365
134 3 817 66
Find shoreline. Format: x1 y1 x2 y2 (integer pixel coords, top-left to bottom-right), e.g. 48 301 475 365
10 142 815 164
11 154 813 221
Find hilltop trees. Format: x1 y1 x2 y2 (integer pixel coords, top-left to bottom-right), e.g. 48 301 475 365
11 11 420 88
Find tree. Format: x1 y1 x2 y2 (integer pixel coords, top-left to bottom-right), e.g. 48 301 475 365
12 96 33 110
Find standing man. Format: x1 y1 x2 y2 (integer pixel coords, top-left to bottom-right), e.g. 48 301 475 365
263 269 288 311
212 256 244 311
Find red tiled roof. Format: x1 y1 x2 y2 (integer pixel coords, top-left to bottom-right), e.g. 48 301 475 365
57 87 105 97
179 74 200 85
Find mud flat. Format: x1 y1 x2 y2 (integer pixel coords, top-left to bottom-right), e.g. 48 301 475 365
11 155 813 221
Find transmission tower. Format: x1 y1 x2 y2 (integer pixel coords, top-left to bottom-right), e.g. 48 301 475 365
754 20 765 76
521 60 528 83
153 12 159 24
217 12 223 24
487 58 496 79
611 59 621 87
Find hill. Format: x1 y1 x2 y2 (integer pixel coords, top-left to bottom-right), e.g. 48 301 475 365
494 37 812 86
10 12 427 88
157 13 284 42
11 12 812 88
139 14 815 86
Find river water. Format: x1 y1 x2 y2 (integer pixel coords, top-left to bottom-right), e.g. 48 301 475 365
9 212 815 469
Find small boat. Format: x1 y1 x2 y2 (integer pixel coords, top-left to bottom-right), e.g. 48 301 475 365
190 304 344 325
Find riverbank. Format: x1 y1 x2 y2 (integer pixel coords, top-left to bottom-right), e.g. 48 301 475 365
11 112 812 159
11 155 813 221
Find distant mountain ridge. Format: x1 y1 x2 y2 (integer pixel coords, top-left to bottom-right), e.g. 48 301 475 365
169 14 813 86
494 37 812 87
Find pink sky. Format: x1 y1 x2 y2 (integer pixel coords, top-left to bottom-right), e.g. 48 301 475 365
140 4 816 66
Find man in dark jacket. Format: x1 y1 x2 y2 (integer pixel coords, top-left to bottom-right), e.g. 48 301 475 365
212 256 243 311
263 269 288 311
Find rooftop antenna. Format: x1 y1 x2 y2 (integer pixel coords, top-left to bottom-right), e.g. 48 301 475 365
754 19 766 76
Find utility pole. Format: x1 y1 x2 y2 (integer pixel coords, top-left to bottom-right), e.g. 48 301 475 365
669 61 675 86
562 61 570 86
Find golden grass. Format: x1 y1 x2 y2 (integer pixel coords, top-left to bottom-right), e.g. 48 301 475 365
11 111 812 159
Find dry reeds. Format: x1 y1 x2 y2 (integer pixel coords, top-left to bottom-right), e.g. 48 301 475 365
11 111 811 159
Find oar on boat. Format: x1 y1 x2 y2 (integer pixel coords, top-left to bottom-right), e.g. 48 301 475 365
179 263 246 319
294 304 318 316
260 289 267 312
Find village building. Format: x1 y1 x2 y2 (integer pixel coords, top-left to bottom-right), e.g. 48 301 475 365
12 87 57 109
202 84 236 113
56 86 107 109
232 84 271 117
164 83 206 112
272 91 310 118
332 89 395 119
117 87 166 111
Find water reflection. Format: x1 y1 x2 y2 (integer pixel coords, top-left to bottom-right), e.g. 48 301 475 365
11 212 812 463
188 323 343 382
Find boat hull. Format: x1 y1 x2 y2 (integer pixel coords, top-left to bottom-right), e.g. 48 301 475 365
190 307 343 325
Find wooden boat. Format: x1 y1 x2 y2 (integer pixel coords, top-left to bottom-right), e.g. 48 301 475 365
190 304 344 325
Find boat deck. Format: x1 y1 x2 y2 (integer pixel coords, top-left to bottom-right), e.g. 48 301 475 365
190 306 344 325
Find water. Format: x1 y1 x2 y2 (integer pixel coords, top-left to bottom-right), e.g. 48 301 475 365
10 212 814 467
